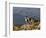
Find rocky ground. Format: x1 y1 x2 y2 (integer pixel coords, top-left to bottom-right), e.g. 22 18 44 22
13 21 40 31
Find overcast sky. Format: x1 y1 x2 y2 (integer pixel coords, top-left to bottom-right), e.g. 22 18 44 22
13 7 40 25
13 7 40 17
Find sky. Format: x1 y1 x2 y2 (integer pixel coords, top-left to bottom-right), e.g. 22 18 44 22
13 7 40 25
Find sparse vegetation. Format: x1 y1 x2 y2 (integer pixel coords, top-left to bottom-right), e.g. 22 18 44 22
13 18 40 31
